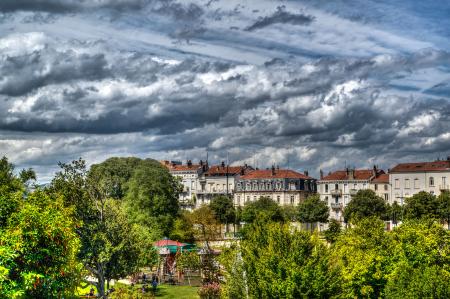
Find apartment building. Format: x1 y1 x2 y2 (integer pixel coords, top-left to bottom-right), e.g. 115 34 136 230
370 173 391 203
196 162 253 206
233 166 316 207
318 167 385 222
390 158 450 204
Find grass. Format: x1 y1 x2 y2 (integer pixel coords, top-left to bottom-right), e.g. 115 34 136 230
155 284 199 299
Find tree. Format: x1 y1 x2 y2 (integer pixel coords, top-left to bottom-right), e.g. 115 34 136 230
50 158 153 298
170 211 196 243
88 157 142 199
330 217 391 298
389 201 404 225
438 191 450 229
241 197 284 223
324 219 341 243
297 195 329 231
209 195 235 233
343 189 389 223
125 159 181 237
225 220 341 298
404 191 440 220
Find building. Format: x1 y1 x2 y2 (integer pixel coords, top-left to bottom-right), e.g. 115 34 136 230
161 160 207 208
389 158 450 204
370 173 391 203
196 162 253 207
233 166 316 207
318 167 385 222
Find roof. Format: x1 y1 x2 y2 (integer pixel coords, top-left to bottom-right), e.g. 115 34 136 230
168 164 201 172
154 239 186 247
390 160 450 173
205 165 251 176
372 173 389 183
321 169 383 181
240 169 314 180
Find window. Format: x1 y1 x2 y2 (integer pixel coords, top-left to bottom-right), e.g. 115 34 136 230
395 179 400 189
290 195 295 205
247 196 250 202
237 196 240 205
277 196 281 203
405 179 410 189
384 184 388 191
325 184 329 192
253 196 257 201
335 184 339 191
384 194 389 201
414 178 419 189
374 184 378 191
429 177 434 187
442 177 447 188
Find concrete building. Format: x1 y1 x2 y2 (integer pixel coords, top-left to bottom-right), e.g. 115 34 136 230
370 173 391 203
196 162 253 207
161 160 207 209
233 166 316 207
389 158 450 204
318 167 385 222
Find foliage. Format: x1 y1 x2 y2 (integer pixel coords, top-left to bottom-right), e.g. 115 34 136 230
229 220 341 299
198 282 221 299
209 195 235 225
170 212 196 243
187 206 220 247
324 219 341 243
88 157 142 200
176 251 201 272
281 205 298 222
438 191 450 229
0 191 82 298
125 159 181 237
241 196 284 223
389 201 403 225
297 195 329 230
331 217 390 298
404 191 440 220
50 158 155 298
343 189 389 223
219 244 247 299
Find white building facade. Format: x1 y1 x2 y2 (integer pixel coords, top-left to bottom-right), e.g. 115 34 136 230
389 159 450 204
233 167 317 207
317 167 385 223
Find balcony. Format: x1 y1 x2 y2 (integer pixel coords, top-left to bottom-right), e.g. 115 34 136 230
330 189 342 197
440 185 450 191
330 202 342 210
349 189 358 196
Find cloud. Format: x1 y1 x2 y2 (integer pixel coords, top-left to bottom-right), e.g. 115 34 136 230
245 6 314 31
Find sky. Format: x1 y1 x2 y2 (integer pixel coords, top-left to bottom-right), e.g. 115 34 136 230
0 0 450 182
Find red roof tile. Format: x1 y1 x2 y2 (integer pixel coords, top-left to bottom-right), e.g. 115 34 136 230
372 173 389 183
390 161 450 173
169 164 201 172
240 169 314 180
321 169 383 181
205 165 251 176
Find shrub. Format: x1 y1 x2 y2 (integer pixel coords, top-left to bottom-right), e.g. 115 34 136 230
198 282 221 299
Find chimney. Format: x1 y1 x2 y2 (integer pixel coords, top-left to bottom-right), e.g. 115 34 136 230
372 165 377 177
276 165 279 170
221 161 225 168
271 165 276 175
349 169 355 180
304 170 309 177
320 169 324 180
187 160 192 167
200 160 204 166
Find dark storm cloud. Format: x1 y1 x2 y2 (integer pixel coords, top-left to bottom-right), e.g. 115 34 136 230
0 0 150 12
245 6 314 31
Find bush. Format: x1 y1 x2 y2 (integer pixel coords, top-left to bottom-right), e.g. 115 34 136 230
198 282 221 299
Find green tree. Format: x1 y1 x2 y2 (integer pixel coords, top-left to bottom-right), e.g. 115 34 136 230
226 220 341 298
0 191 82 298
241 197 284 223
404 191 440 220
331 217 391 298
343 189 389 223
324 218 341 243
209 195 235 233
297 195 329 231
170 211 196 243
50 158 153 298
438 191 450 229
88 157 142 199
389 201 404 225
125 159 181 237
